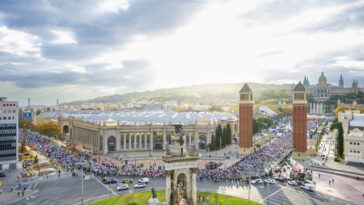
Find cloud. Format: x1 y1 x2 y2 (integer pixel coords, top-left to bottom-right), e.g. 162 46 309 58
303 3 364 32
0 55 151 88
261 44 364 85
0 0 206 104
0 0 363 105
242 0 357 23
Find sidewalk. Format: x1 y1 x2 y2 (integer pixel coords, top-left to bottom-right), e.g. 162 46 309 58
0 189 39 205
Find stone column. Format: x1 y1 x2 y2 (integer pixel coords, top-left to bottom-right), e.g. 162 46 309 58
139 131 142 149
134 132 137 150
150 130 154 151
194 130 199 149
187 169 191 200
163 128 166 150
103 135 108 154
123 133 126 150
183 134 187 151
192 169 197 205
116 132 121 151
165 171 171 205
144 132 147 149
189 132 192 149
129 133 131 150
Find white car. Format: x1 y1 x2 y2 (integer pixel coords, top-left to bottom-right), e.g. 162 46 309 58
251 179 263 184
117 184 129 191
138 177 149 184
301 184 315 191
134 183 146 189
264 179 276 184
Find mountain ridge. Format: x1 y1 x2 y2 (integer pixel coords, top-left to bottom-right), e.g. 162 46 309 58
62 82 293 106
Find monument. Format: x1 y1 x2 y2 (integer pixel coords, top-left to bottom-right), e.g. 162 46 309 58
238 83 254 155
292 81 308 160
163 125 200 205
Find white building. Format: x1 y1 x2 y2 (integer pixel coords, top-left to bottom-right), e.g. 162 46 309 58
345 128 364 164
0 97 18 170
338 110 361 136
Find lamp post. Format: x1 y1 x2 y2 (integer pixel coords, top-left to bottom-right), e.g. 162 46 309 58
81 169 84 205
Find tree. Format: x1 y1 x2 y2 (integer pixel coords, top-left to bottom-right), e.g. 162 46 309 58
222 127 226 147
335 123 344 158
253 119 258 134
216 124 223 149
226 124 232 145
330 119 344 158
35 121 61 137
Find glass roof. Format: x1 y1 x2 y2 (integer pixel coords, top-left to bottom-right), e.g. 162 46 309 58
39 110 237 125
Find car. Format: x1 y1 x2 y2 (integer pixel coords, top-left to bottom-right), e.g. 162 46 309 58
134 183 146 189
122 179 134 184
117 184 129 191
102 178 117 184
301 184 315 192
138 177 149 184
288 181 298 186
251 179 263 184
264 179 276 184
0 172 6 177
275 177 285 183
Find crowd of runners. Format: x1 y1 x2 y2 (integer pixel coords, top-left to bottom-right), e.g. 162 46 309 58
20 120 315 181
19 129 166 178
197 130 293 181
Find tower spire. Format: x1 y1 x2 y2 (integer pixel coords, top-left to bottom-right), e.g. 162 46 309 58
339 74 344 88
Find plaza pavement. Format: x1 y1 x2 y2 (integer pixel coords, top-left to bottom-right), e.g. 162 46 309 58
12 170 353 205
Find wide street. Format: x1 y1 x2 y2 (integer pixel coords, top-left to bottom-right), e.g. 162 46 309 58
13 171 353 205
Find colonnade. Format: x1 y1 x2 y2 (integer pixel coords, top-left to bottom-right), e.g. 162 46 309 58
309 102 327 114
117 131 199 151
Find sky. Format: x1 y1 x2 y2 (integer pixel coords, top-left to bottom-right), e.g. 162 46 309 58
0 0 363 105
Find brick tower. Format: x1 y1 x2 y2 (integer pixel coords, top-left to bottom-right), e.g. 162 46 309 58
238 83 254 155
292 82 307 160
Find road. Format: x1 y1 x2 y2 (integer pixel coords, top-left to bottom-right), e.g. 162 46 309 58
13 172 353 205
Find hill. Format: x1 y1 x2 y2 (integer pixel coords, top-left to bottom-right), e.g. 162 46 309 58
62 82 292 106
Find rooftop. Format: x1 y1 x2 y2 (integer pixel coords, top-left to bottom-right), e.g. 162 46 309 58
240 83 252 93
350 114 364 128
293 81 306 92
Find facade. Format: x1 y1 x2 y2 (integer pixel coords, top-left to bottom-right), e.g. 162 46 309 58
303 72 362 114
0 97 18 170
345 128 364 164
163 125 199 205
238 83 254 155
38 111 238 154
292 82 308 160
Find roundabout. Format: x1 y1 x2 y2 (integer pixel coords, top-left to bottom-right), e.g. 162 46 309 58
90 190 262 205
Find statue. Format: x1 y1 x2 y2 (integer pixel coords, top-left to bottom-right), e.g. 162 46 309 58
174 124 183 134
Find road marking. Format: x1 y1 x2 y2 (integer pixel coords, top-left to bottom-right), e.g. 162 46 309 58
260 187 286 202
93 176 117 196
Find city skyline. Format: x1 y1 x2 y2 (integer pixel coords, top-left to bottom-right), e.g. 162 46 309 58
0 0 363 105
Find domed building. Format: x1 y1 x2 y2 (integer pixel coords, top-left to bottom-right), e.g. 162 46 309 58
301 72 362 114
39 110 238 154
